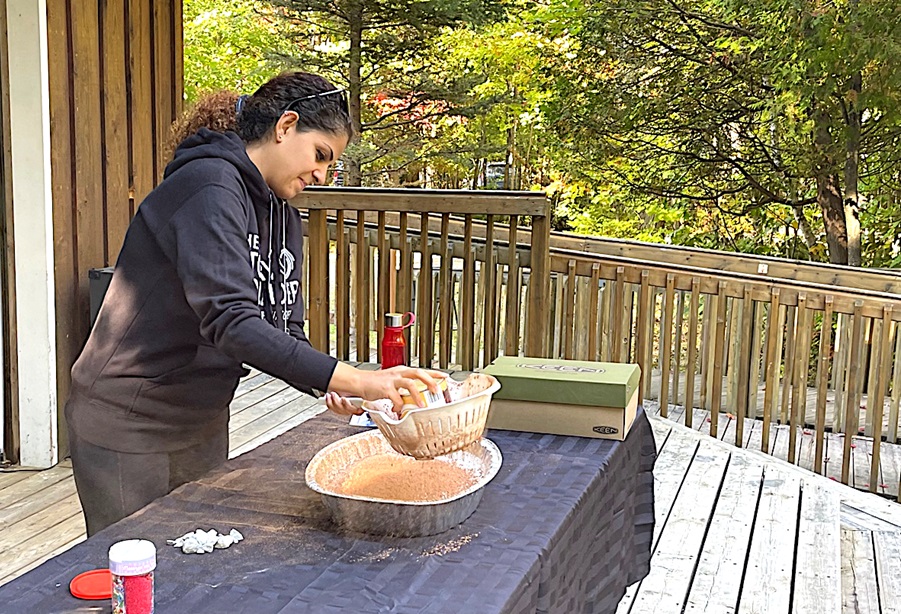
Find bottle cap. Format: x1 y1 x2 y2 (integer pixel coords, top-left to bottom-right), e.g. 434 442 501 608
384 311 415 329
109 539 156 576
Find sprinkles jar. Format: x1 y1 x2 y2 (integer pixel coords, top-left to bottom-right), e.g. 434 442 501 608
109 539 156 614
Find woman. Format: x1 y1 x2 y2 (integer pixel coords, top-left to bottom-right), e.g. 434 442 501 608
65 71 442 536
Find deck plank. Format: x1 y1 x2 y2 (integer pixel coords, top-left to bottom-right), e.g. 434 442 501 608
630 440 731 613
228 388 305 432
233 371 274 398
0 512 86 585
0 469 39 491
684 453 765 614
0 492 82 556
793 483 841 614
0 465 73 507
842 529 880 614
737 466 801 614
874 530 901 614
0 475 76 528
228 395 321 454
230 378 293 415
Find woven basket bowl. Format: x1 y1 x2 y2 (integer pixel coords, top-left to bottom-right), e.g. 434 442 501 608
365 373 501 459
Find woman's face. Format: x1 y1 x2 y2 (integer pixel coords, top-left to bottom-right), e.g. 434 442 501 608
256 114 349 200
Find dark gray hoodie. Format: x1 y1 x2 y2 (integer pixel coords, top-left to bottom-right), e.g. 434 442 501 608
65 128 337 452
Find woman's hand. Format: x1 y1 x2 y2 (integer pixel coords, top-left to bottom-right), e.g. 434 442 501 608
322 392 364 416
326 363 447 413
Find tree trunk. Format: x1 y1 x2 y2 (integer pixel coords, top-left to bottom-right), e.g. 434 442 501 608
346 2 364 186
844 71 862 266
814 110 848 264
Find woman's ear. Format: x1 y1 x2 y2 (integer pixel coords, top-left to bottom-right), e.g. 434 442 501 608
274 112 299 142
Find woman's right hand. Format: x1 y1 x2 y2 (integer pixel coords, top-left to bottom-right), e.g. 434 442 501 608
327 362 447 412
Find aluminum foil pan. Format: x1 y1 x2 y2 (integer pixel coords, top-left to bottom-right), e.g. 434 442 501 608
305 430 502 537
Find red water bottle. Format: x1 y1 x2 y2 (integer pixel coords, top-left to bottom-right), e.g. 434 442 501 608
381 312 415 369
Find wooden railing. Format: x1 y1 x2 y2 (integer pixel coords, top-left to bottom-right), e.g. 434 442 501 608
291 187 901 499
293 187 552 369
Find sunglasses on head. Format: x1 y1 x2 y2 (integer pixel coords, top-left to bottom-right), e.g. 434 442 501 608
283 88 349 115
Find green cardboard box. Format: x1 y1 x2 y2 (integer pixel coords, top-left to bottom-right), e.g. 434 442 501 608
481 357 641 441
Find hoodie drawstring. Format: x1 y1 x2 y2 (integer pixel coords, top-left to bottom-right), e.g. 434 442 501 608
265 193 290 334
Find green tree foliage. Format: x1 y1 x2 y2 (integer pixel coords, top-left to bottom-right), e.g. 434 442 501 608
183 0 901 266
268 0 509 185
183 0 300 101
537 0 901 264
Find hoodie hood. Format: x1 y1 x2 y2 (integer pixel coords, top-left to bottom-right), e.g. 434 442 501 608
166 128 271 209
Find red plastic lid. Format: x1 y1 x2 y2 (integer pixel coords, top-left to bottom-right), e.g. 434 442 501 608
69 568 112 600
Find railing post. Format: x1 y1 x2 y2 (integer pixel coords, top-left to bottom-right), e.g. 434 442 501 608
307 209 330 352
526 205 552 358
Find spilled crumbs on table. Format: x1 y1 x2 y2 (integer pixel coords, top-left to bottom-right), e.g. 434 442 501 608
420 533 479 558
348 547 398 564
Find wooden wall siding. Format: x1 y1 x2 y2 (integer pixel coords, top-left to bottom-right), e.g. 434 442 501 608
47 0 183 451
292 187 901 500
0 0 19 461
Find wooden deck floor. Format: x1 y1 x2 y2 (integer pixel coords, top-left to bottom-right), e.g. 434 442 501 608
646 398 901 501
3 371 901 613
624 414 901 614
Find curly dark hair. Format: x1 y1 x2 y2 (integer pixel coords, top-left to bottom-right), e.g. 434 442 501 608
170 72 353 149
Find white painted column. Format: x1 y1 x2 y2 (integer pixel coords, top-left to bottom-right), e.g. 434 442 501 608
6 0 57 468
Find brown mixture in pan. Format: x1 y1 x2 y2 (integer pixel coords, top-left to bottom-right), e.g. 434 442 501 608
332 454 478 502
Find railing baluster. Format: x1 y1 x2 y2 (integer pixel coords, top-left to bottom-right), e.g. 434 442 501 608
355 211 369 361
870 305 893 493
377 212 388 363
748 300 764 419
842 302 866 484
673 290 684 407
726 298 739 412
780 305 797 424
483 216 499 364
636 270 651 405
528 212 552 358
599 277 611 363
710 282 728 438
659 274 675 418
814 297 834 475
504 216 520 356
588 263 601 363
772 304 787 427
438 215 452 368
684 279 701 429
736 288 754 447
700 293 714 411
461 216 475 369
890 324 901 445
789 294 810 465
762 289 781 453
612 267 626 363
307 208 329 353
335 212 350 360
865 319 878 437
833 314 850 432
418 212 432 367
563 260 577 360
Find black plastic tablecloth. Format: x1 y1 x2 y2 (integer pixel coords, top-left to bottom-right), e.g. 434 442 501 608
0 409 656 614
